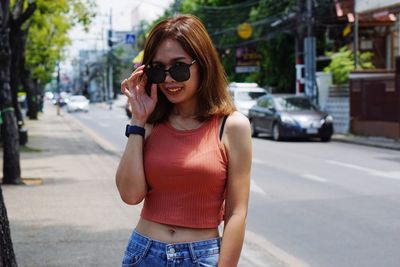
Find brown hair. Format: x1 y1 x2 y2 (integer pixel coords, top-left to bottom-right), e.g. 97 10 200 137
142 14 235 123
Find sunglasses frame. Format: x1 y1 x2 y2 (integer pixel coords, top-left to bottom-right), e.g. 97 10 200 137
145 60 196 84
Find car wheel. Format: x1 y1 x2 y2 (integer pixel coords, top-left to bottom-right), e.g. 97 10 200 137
272 123 281 141
250 120 258 137
320 134 331 142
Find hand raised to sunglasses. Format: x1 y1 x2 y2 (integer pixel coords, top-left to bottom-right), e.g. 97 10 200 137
121 65 158 126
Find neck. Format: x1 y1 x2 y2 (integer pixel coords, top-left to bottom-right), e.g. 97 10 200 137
172 105 197 119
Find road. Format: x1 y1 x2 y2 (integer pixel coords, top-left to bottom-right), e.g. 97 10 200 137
70 101 400 267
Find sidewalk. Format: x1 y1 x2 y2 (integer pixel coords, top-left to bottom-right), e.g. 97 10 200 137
1 103 291 267
332 134 400 150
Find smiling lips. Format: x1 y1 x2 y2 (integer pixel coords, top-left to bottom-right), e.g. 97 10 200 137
166 87 182 94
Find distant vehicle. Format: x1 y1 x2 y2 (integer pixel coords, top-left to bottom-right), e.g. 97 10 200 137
248 94 333 141
228 82 268 117
66 95 89 113
44 91 54 100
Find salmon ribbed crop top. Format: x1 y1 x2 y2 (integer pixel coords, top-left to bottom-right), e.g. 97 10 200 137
141 115 228 228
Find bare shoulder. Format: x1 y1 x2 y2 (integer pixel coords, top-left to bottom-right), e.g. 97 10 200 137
223 111 251 141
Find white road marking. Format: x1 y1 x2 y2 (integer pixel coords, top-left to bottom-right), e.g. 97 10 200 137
327 160 400 180
300 174 328 183
250 179 266 195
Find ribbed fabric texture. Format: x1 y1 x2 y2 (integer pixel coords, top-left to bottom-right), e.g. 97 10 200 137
141 116 228 228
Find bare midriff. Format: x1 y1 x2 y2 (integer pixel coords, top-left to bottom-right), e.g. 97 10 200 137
135 218 220 243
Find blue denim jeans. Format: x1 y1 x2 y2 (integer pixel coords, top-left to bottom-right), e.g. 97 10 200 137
122 231 220 267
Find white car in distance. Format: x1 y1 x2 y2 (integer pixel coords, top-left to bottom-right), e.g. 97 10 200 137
66 95 89 113
228 82 268 117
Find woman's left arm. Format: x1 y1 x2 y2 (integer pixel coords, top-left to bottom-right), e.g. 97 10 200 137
218 112 252 267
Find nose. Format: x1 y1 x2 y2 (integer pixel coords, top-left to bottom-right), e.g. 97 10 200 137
164 70 175 82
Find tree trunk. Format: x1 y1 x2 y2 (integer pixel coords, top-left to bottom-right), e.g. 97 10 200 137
0 18 18 265
0 187 18 267
9 3 37 121
21 68 38 120
10 26 25 124
0 28 22 185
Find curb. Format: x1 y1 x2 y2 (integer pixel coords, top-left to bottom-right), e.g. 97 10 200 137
61 111 122 158
332 135 400 151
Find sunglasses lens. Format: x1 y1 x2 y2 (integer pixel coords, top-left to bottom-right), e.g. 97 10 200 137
170 65 190 82
145 62 193 83
144 68 165 84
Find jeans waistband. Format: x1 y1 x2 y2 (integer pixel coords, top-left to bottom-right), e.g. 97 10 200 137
131 230 221 262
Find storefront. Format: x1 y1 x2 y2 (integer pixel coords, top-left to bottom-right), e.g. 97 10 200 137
349 0 400 139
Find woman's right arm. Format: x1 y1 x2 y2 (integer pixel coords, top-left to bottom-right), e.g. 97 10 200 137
115 65 157 205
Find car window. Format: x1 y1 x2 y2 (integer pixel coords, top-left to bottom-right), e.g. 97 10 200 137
266 98 274 109
274 97 316 111
257 97 269 108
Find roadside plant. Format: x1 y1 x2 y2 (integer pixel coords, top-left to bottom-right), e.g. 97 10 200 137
324 46 374 85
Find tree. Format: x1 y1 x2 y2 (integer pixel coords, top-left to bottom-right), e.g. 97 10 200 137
0 0 19 264
0 187 17 267
9 0 36 124
178 0 297 91
21 0 95 120
1 0 35 186
2 0 95 185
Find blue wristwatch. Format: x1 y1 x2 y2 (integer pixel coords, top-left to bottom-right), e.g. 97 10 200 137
125 124 145 138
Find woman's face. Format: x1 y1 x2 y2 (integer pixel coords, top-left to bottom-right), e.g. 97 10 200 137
150 38 200 107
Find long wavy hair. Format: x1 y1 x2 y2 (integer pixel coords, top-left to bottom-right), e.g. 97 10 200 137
142 14 235 123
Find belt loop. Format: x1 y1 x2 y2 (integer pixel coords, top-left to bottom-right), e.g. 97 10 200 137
188 242 198 263
143 239 152 258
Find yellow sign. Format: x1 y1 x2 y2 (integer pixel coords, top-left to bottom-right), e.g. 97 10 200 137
237 22 253 40
342 24 351 37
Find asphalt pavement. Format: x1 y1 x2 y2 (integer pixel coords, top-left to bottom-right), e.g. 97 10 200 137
1 102 290 267
2 100 398 267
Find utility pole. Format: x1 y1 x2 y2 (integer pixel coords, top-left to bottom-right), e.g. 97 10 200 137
107 8 113 110
303 0 317 104
353 12 359 69
295 0 305 95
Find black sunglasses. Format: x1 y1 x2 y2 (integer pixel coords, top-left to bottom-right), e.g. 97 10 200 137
144 60 196 84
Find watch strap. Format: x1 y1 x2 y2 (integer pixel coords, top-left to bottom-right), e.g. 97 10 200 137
125 124 145 138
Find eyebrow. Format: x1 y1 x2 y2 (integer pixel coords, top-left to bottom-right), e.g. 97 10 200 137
151 57 188 64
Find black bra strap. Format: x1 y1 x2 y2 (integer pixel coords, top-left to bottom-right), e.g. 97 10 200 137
219 115 228 140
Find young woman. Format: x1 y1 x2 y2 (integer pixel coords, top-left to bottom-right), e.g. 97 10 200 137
116 14 252 267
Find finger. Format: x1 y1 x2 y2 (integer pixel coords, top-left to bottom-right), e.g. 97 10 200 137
120 79 132 97
127 70 144 89
138 73 148 88
135 64 146 70
150 83 158 103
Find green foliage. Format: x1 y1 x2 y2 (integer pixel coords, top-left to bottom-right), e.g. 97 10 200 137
324 46 374 85
249 0 295 92
25 0 96 85
141 0 337 92
177 0 296 92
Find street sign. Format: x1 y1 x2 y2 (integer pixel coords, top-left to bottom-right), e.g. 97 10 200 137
125 34 136 44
